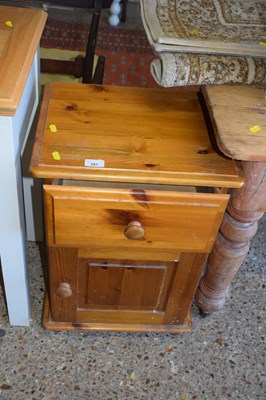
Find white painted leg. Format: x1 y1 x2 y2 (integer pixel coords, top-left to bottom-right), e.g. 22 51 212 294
109 0 121 26
0 118 30 326
21 50 44 242
21 113 44 242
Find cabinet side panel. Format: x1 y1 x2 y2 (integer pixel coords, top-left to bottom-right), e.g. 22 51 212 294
164 252 208 325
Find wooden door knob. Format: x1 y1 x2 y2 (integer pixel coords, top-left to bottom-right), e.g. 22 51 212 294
124 221 145 240
56 282 72 298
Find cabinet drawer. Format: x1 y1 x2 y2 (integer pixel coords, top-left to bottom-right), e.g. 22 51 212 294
44 184 228 253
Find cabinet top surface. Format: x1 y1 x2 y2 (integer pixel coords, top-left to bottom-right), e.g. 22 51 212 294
0 6 47 116
30 83 244 188
202 85 266 162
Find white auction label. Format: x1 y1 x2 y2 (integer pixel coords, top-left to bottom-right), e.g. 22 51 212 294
84 159 105 168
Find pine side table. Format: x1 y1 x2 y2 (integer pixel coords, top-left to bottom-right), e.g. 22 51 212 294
196 85 266 313
0 6 47 326
30 83 243 333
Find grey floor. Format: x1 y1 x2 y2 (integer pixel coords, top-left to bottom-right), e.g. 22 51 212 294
0 217 265 400
1 1 266 399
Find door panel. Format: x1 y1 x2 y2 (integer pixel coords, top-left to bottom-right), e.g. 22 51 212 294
78 258 176 311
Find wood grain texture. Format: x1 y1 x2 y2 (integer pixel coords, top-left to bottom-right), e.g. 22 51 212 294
43 184 229 253
202 85 266 161
195 161 266 312
44 253 200 332
42 293 192 333
230 162 266 213
163 252 208 325
195 86 266 313
78 245 182 262
30 83 244 188
0 29 11 58
48 247 78 322
0 6 47 115
78 259 173 310
195 204 264 312
31 83 246 331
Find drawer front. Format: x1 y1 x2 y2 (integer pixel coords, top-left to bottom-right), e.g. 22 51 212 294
44 185 228 253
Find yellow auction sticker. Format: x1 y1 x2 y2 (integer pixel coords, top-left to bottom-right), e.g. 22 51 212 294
52 151 61 160
49 124 58 133
249 125 262 133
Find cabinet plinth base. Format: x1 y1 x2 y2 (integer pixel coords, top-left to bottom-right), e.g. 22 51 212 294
42 294 191 334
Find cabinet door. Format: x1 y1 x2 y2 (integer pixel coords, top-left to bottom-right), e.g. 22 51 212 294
47 247 207 332
78 258 175 312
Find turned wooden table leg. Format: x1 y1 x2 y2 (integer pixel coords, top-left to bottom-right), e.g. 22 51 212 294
195 161 266 313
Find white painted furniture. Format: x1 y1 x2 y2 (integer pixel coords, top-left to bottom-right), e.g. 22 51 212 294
0 6 47 326
109 0 122 26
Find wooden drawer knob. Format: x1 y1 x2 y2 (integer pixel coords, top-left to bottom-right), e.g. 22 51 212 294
124 221 145 240
56 282 72 298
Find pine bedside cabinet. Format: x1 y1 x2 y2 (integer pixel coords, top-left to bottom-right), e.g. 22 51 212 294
30 83 244 333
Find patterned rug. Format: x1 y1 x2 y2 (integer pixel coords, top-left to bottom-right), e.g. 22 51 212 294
41 18 187 88
140 0 266 86
141 0 266 55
